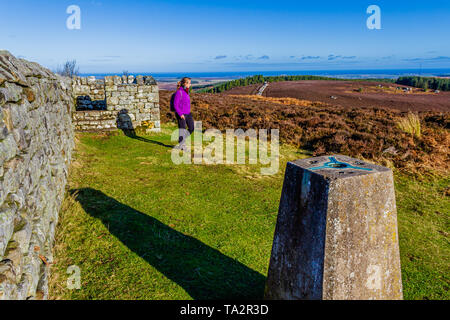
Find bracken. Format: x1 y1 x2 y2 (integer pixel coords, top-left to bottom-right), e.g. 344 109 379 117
159 90 449 176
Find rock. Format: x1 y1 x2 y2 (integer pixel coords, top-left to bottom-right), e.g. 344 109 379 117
1 83 23 103
0 209 16 258
104 76 113 86
0 51 28 86
144 76 157 85
383 146 398 155
87 76 96 84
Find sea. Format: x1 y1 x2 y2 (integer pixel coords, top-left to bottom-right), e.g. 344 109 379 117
80 69 450 82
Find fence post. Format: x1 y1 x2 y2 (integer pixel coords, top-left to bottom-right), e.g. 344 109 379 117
265 155 403 300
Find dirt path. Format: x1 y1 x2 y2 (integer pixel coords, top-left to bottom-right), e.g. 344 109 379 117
257 82 269 96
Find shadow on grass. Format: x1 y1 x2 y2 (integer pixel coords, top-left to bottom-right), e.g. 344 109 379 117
70 188 266 299
117 109 174 148
121 128 175 148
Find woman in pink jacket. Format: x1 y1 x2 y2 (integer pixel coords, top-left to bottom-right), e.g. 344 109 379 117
173 77 194 150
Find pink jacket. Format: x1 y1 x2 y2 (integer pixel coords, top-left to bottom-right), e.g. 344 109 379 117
173 87 191 116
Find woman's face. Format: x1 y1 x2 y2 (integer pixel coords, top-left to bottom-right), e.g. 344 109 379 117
185 79 191 89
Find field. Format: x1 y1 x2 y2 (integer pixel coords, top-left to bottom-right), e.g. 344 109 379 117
223 80 450 112
159 90 449 176
49 124 449 300
50 82 449 300
157 78 234 91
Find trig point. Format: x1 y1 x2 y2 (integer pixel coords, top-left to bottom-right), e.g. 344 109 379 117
265 155 403 300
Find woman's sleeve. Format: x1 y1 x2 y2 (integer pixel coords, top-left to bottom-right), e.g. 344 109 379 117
173 90 183 116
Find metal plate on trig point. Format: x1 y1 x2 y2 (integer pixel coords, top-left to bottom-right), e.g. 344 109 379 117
290 154 390 180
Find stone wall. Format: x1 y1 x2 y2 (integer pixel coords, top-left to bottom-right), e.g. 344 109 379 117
72 75 160 132
0 51 74 300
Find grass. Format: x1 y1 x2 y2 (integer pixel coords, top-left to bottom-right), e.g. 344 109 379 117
49 123 449 300
397 112 422 138
395 174 449 299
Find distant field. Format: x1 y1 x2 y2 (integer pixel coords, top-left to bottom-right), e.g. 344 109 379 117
223 80 450 112
157 78 234 91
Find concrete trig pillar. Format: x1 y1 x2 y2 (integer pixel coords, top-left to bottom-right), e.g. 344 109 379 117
265 155 403 300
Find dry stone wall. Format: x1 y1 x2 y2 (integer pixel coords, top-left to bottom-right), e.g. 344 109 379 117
72 75 161 132
0 51 162 300
0 51 74 300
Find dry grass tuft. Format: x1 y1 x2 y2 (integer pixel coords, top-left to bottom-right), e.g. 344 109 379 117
397 112 422 138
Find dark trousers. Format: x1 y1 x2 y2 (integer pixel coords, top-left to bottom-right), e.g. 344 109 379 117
176 113 194 144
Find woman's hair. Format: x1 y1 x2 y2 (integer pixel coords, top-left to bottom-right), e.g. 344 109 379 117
177 77 191 89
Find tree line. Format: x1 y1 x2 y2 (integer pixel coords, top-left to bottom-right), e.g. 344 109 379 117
396 76 450 91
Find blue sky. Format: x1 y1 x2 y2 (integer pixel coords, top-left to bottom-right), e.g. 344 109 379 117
1 0 449 73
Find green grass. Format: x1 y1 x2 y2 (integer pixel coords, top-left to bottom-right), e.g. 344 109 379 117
49 124 449 300
395 174 449 299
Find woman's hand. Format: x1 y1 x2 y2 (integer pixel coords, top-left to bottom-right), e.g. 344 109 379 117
181 115 185 120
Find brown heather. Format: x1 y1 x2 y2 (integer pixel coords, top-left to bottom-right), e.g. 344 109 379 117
160 90 450 176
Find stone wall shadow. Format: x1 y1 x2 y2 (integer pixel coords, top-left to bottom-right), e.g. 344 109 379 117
70 188 266 299
116 109 173 148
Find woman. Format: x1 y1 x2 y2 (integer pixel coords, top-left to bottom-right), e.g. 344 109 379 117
173 77 194 150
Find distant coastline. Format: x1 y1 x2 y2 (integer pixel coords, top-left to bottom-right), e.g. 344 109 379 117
80 68 450 79
79 68 450 91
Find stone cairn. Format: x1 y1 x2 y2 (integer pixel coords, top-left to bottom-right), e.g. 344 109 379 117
0 51 74 300
71 75 160 132
265 155 403 300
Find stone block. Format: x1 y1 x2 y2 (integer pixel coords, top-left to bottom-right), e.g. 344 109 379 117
147 93 159 102
0 208 15 258
105 85 117 92
1 83 23 103
126 85 138 93
143 76 157 85
140 85 153 93
104 76 113 86
87 76 96 84
150 110 160 121
113 76 122 85
107 97 119 105
265 155 403 300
